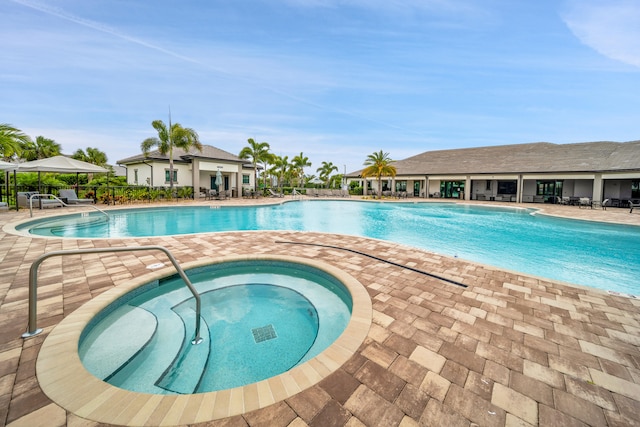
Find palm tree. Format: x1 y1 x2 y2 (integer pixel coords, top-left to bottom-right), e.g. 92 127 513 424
72 147 108 166
141 119 202 190
21 136 61 161
0 124 30 160
239 138 271 191
291 152 312 188
361 150 396 198
317 161 338 188
271 155 292 189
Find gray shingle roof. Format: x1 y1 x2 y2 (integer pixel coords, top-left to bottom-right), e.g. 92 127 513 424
117 144 244 164
351 140 640 176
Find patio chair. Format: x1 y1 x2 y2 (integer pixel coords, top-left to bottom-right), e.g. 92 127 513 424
59 189 94 205
205 189 216 200
592 199 609 210
630 201 640 213
578 197 591 209
0 202 8 211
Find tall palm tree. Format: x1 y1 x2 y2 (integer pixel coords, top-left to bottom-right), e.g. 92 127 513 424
0 123 30 160
72 147 108 166
141 119 202 190
21 136 61 161
271 155 292 189
361 150 396 198
291 152 312 188
239 138 271 191
317 161 338 188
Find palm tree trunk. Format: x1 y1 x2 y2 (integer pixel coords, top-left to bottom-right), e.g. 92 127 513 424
169 157 174 190
254 165 258 191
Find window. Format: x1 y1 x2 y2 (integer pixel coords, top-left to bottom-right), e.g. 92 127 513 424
243 174 250 184
632 180 640 198
165 169 178 184
486 181 491 191
133 169 138 185
536 180 562 196
498 181 517 194
395 181 407 192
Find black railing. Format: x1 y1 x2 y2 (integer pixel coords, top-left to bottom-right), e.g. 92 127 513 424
2 184 199 208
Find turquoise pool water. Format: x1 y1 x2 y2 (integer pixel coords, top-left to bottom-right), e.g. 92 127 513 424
79 260 352 394
21 201 640 295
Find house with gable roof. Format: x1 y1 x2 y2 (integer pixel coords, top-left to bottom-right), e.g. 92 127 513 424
117 144 257 198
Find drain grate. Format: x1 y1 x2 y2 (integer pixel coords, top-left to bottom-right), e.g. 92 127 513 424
252 324 277 343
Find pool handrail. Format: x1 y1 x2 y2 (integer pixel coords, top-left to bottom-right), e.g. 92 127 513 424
21 245 203 345
28 193 109 219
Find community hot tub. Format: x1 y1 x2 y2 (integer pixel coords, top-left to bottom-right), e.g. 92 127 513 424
36 255 372 426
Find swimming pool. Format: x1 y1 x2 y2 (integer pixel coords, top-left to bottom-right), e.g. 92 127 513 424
79 259 352 394
18 200 640 295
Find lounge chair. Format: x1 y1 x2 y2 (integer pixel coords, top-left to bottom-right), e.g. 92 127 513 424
630 201 640 213
59 189 94 204
268 188 284 198
0 202 8 211
17 192 63 209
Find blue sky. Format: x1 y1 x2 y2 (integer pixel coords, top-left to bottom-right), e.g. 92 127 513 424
2 0 639 174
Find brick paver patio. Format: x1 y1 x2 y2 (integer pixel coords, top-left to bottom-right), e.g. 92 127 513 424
1 198 639 426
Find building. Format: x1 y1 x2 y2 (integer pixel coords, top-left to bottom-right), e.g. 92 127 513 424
347 140 640 206
117 145 257 198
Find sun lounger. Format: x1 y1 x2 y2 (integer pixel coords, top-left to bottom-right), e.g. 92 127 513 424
59 189 94 204
0 202 8 211
17 192 63 209
268 189 284 198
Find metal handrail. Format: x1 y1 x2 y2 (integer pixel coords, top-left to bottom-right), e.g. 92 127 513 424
21 245 203 345
28 193 109 219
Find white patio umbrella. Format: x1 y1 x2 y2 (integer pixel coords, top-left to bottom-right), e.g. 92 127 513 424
17 156 108 174
17 155 109 193
0 160 17 171
215 169 223 188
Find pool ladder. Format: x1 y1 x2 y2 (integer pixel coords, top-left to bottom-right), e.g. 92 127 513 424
21 245 203 345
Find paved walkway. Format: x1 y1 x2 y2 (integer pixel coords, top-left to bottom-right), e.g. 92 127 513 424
1 198 639 426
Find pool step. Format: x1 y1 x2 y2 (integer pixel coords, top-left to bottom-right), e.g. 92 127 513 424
106 306 185 394
156 305 210 394
79 305 157 380
102 296 209 395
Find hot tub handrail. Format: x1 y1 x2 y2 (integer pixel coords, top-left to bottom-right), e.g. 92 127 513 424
28 193 109 219
21 245 203 345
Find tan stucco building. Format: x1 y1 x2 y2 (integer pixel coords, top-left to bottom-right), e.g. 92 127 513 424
348 140 640 206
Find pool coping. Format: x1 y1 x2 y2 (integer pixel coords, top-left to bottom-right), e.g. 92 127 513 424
36 254 373 426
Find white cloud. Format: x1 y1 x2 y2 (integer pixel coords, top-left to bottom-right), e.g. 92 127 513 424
562 0 640 68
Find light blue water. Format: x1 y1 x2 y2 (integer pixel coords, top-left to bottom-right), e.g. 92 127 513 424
22 201 640 295
79 260 352 394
